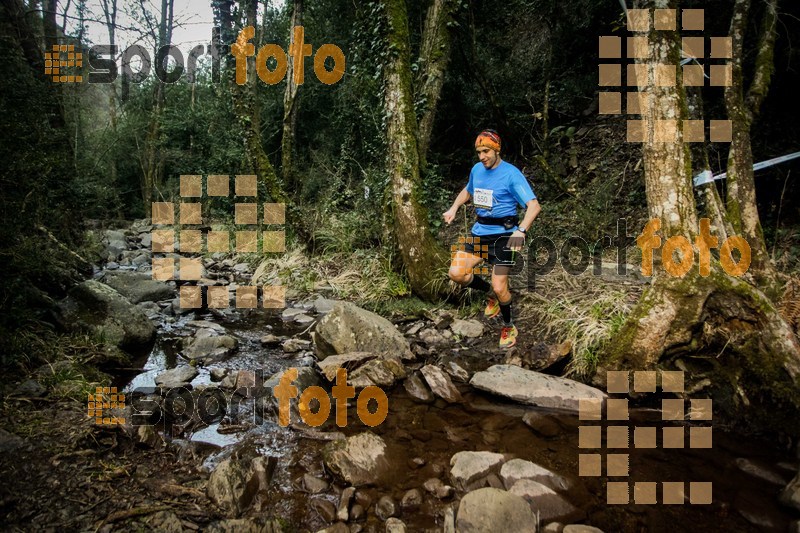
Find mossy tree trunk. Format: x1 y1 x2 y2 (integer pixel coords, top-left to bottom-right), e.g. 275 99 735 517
603 0 800 434
281 0 303 192
382 0 448 301
724 0 779 293
415 0 458 169
231 0 287 204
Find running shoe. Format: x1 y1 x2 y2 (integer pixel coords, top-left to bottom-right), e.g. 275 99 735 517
484 297 500 319
499 325 518 348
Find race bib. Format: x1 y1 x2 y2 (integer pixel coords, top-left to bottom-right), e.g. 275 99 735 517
473 188 493 209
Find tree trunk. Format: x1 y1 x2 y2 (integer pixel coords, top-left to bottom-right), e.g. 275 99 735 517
603 0 800 434
686 87 730 243
101 0 119 197
231 0 287 204
281 0 303 191
724 0 778 292
140 0 173 214
415 0 457 168
382 0 448 301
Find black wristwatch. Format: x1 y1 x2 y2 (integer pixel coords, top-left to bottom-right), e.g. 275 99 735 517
517 227 527 234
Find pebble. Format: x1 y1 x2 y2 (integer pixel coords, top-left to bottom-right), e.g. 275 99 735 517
375 495 397 521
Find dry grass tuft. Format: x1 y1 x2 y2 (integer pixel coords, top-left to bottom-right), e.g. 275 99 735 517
253 246 410 302
517 269 641 378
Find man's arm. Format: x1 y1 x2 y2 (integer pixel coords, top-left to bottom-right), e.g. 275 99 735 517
443 188 471 224
509 199 541 251
518 199 541 231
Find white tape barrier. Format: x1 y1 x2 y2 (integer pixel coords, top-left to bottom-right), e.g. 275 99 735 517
693 150 800 187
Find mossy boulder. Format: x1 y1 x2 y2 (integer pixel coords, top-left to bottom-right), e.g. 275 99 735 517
57 280 156 355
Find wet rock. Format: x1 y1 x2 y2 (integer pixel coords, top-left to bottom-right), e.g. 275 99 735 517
409 457 426 469
419 328 448 346
295 314 315 325
354 489 372 510
735 458 789 486
338 486 355 521
106 261 120 270
485 473 505 489
207 456 273 517
282 308 308 320
187 320 226 332
500 459 571 492
432 311 454 330
13 379 46 397
348 358 407 388
522 411 562 438
183 330 238 362
403 373 434 403
443 506 455 533
469 365 606 411
169 438 221 464
313 297 335 314
563 526 604 533
103 229 127 260
58 280 157 353
264 367 322 423
455 487 536 532
137 300 162 317
171 296 194 316
232 370 265 398
146 511 184 533
420 365 462 403
136 425 166 448
313 301 414 361
405 321 424 336
155 366 199 388
211 368 228 382
384 517 406 532
449 451 505 490
132 252 150 267
322 432 391 486
101 271 175 303
0 428 24 452
423 477 454 499
316 352 377 381
282 338 311 353
509 479 580 523
450 319 484 338
780 472 800 512
400 488 422 509
444 361 470 382
311 498 337 523
375 495 397 521
350 504 365 521
304 474 330 494
260 334 281 346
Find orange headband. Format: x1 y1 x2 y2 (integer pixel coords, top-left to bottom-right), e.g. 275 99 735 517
475 130 501 152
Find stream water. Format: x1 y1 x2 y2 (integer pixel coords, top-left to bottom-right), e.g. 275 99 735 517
123 308 800 532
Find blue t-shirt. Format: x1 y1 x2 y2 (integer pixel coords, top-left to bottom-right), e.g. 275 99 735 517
466 160 537 236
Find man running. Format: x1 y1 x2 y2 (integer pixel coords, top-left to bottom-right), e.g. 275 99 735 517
443 129 540 348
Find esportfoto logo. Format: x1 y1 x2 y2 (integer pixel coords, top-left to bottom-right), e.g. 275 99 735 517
53 25 344 86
